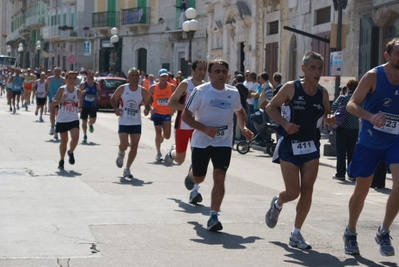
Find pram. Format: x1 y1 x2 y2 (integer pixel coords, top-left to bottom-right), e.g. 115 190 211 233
236 109 278 156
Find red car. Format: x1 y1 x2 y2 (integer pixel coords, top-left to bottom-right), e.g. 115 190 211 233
95 77 127 108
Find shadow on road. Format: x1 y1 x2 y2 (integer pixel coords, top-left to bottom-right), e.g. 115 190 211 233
80 142 100 146
168 198 209 215
270 241 392 267
115 177 153 186
188 221 263 249
56 170 82 177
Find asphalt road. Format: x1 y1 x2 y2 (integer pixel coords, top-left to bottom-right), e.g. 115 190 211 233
0 98 397 267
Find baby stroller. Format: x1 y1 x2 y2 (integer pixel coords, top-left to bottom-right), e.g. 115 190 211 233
236 109 278 156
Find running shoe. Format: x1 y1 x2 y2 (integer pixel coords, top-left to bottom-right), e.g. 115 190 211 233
206 213 223 231
343 229 360 255
9 106 12 112
54 132 58 140
116 152 125 168
49 125 54 135
58 160 64 170
189 189 202 205
35 110 38 116
123 168 134 179
265 196 282 228
13 107 16 114
25 105 28 111
89 124 94 133
39 117 44 122
82 135 87 143
16 103 19 110
332 175 345 181
184 165 194 191
155 153 163 162
375 227 395 256
68 151 75 165
289 232 312 249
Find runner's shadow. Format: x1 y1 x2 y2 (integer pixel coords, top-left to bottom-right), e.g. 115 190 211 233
81 142 100 146
270 241 388 267
188 221 263 249
168 198 209 215
147 161 165 166
115 177 153 186
55 170 82 177
45 139 60 143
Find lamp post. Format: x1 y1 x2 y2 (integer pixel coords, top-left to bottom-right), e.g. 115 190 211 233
35 40 41 69
110 27 119 73
6 45 11 56
18 43 23 68
182 8 198 73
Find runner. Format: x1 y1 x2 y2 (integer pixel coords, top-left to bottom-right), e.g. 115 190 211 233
52 71 82 170
22 68 35 111
9 68 23 114
147 69 176 162
164 59 207 189
110 68 151 178
46 67 65 140
265 52 335 249
33 72 47 122
182 59 253 231
79 70 101 143
6 68 15 112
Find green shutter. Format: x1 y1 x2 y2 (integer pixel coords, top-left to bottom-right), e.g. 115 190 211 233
187 0 195 8
71 13 74 27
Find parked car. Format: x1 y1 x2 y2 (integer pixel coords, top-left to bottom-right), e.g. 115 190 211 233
95 77 127 108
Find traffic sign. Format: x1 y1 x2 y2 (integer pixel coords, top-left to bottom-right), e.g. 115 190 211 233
67 54 76 64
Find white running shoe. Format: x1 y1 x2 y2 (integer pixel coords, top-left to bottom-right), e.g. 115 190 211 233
155 153 163 162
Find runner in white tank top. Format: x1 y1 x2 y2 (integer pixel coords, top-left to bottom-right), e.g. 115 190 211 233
51 71 82 171
110 68 151 179
34 72 47 122
164 59 207 170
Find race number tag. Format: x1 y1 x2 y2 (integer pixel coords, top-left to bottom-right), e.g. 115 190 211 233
37 92 45 97
126 108 138 118
373 112 399 135
216 125 228 138
62 102 76 113
291 140 317 155
85 95 95 102
157 98 168 106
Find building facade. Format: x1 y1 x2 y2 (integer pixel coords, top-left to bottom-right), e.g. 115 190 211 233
1 0 399 83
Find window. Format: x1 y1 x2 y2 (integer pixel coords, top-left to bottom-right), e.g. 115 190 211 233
315 6 331 25
268 21 279 35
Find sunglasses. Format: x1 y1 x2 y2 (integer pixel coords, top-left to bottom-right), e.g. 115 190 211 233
212 69 228 74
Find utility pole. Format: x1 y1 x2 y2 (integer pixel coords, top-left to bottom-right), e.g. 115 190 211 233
333 0 347 99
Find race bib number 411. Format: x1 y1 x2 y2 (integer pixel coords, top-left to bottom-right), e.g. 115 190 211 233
291 140 317 155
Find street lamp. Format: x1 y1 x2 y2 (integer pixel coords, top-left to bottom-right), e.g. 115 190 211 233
110 27 119 73
6 45 11 56
35 40 41 69
182 8 198 70
18 43 23 68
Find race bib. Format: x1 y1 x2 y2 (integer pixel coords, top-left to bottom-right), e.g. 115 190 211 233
126 108 138 118
373 112 399 135
62 102 77 113
157 98 168 106
37 92 45 97
85 95 95 102
291 140 317 155
216 125 228 138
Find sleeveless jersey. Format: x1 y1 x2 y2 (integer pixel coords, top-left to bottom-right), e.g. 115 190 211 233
175 78 202 130
141 79 150 90
11 76 23 92
118 84 143 126
358 65 399 149
7 74 14 88
279 80 324 142
57 86 79 123
36 80 46 99
186 82 242 148
152 82 173 115
23 74 35 90
82 81 98 108
48 76 64 98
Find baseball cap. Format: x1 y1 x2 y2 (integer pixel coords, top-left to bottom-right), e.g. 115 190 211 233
158 68 168 76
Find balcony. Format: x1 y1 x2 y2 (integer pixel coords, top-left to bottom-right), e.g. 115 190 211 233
121 7 150 32
65 0 76 4
25 2 46 28
42 25 61 41
92 11 120 35
60 26 95 41
5 30 24 44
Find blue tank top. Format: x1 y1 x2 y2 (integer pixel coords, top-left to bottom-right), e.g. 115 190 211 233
279 80 324 142
48 76 64 98
11 76 22 91
358 65 399 149
81 81 98 108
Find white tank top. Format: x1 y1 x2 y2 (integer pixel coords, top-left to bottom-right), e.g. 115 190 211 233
177 79 203 130
36 80 46 98
6 75 13 88
57 86 79 123
118 84 143 126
